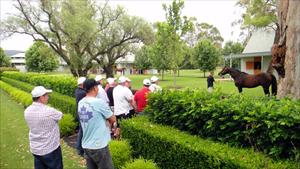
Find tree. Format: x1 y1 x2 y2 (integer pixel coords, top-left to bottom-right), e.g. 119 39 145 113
274 0 300 99
1 0 152 77
25 41 59 72
0 47 11 67
134 46 152 73
155 0 194 85
194 39 220 77
222 41 244 68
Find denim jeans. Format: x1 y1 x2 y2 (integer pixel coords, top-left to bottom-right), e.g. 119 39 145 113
84 146 114 169
33 146 63 169
76 124 84 156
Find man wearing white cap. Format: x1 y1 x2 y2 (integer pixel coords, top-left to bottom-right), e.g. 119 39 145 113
149 76 162 92
113 76 135 126
134 79 151 115
24 86 63 169
106 77 116 112
74 77 86 157
95 75 109 105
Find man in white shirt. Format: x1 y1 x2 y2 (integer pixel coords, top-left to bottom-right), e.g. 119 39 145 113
113 76 135 126
24 86 63 169
95 75 109 105
149 76 162 92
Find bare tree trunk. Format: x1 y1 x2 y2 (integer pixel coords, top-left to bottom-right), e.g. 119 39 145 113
103 64 114 78
161 69 165 80
173 69 177 87
277 0 300 99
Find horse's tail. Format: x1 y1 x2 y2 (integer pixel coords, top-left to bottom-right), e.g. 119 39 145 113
271 74 277 96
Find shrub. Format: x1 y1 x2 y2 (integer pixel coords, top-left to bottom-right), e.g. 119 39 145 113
2 72 77 97
0 67 19 74
145 89 300 159
109 140 132 169
121 116 299 169
0 81 32 107
121 158 159 169
1 77 77 117
59 114 77 137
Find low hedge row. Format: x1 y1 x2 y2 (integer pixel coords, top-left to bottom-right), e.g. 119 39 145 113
122 158 159 169
121 116 298 169
0 81 76 136
145 89 300 159
1 77 77 117
0 67 19 74
2 72 77 97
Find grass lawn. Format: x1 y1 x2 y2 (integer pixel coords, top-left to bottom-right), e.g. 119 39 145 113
0 90 85 169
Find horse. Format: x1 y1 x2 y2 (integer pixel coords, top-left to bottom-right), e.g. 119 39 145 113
218 67 277 96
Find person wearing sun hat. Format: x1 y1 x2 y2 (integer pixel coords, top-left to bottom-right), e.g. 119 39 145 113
106 77 116 112
134 79 151 115
24 86 64 169
95 75 109 105
74 76 87 157
149 76 162 92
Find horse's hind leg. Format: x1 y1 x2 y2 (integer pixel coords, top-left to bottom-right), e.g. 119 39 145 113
263 87 270 96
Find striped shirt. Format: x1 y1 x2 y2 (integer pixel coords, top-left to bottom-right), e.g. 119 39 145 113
24 102 63 156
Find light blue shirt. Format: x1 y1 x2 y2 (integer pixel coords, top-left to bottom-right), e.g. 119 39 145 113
78 97 113 149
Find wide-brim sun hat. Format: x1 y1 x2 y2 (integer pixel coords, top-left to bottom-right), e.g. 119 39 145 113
31 86 52 97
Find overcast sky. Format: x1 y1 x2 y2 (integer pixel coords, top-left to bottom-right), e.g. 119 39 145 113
0 0 243 51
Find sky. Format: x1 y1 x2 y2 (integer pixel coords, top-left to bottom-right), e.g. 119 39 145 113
0 0 243 51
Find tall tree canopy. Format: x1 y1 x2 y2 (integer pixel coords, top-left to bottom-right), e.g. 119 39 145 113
0 48 11 67
1 0 153 77
25 41 59 72
222 41 244 68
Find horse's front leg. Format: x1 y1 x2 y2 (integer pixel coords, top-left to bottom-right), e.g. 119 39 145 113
238 87 243 93
263 86 270 96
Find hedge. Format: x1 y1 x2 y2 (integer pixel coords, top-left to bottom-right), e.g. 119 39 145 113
0 67 19 74
145 89 300 159
121 116 298 169
0 81 76 136
121 158 159 169
1 72 77 97
1 77 77 117
109 140 132 169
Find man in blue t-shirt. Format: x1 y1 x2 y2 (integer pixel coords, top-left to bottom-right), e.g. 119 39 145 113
78 79 117 169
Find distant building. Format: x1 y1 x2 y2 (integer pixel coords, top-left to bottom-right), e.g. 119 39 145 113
224 29 277 77
4 50 68 72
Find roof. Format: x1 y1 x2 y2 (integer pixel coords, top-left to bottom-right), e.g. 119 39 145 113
116 53 135 64
224 28 275 59
4 50 24 56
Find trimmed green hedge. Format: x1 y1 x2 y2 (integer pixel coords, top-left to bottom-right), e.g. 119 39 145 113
0 80 32 107
2 72 77 97
1 77 77 117
0 67 19 74
0 81 76 136
145 89 300 159
121 116 299 169
122 158 159 169
109 140 132 169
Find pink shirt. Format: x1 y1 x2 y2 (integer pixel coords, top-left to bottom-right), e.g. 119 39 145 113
24 102 63 155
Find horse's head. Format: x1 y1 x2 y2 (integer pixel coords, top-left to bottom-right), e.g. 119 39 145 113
218 67 230 76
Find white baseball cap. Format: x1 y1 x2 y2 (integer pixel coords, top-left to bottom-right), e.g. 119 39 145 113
151 76 159 82
118 76 126 83
107 78 116 85
77 77 86 85
95 75 104 81
143 79 151 86
31 86 52 98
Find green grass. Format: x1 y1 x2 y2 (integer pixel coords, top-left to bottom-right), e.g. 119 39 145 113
0 90 85 169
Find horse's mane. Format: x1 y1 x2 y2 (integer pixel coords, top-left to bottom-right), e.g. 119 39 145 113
228 67 249 75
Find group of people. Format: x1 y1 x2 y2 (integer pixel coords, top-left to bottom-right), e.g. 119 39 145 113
23 75 162 169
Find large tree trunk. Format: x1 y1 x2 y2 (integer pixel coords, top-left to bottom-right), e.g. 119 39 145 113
103 64 114 78
276 0 300 99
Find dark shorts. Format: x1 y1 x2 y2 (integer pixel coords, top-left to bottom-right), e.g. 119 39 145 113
84 146 114 169
33 146 63 169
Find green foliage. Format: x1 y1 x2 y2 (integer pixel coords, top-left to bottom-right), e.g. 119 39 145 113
59 114 77 137
122 158 159 169
222 41 245 69
195 22 224 48
2 72 77 97
0 47 11 67
0 67 19 75
0 81 32 107
134 46 153 70
109 140 132 169
145 89 300 160
25 41 59 72
1 76 77 117
122 117 298 169
194 39 220 76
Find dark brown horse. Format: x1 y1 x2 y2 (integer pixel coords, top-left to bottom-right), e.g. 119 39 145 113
218 67 277 95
